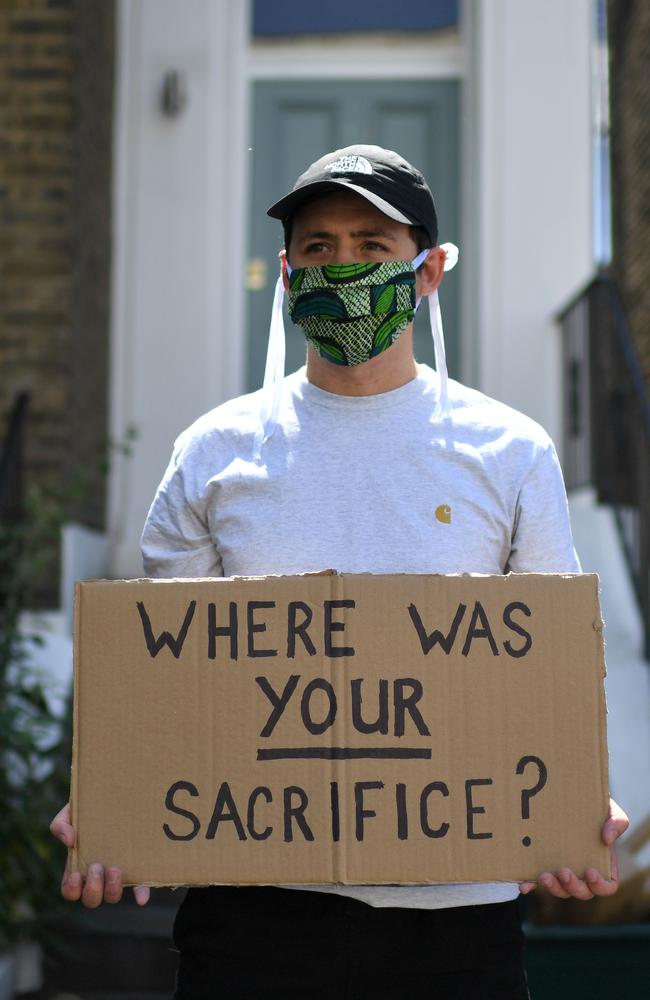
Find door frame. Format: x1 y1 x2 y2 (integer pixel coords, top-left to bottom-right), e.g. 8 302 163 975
238 0 475 390
107 0 475 576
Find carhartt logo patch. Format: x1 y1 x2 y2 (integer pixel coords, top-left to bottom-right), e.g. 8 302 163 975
435 504 452 524
326 154 373 177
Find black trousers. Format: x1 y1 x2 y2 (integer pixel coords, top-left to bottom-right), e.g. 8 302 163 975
173 886 530 999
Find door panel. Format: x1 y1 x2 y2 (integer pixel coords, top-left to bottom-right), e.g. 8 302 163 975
247 80 459 391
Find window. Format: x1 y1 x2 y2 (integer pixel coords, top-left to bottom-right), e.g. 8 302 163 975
252 0 459 38
592 0 611 264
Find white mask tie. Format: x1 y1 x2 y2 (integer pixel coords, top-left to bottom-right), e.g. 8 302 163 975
428 288 449 418
252 274 286 462
419 242 458 419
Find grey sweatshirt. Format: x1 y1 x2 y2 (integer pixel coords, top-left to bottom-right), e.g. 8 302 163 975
141 364 580 908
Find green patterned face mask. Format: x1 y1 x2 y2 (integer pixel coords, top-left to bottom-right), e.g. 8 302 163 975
287 253 428 366
252 243 458 461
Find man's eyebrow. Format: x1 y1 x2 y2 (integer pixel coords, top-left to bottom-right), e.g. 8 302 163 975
297 230 335 240
296 228 398 241
350 228 397 240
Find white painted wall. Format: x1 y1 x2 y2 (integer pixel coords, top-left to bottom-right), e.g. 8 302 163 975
569 490 650 859
470 0 593 446
108 0 248 577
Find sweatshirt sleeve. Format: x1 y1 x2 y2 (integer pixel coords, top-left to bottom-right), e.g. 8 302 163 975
140 435 224 580
508 441 581 573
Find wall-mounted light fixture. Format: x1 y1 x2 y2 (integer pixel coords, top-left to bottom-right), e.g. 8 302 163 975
160 70 188 117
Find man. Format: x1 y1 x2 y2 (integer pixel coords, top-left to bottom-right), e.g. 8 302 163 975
52 145 628 998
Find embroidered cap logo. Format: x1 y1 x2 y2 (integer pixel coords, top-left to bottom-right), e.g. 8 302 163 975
325 154 373 176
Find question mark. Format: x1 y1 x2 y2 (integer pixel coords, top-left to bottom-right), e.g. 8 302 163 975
516 755 548 846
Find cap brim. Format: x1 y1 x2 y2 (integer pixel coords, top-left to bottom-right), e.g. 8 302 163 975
267 179 414 227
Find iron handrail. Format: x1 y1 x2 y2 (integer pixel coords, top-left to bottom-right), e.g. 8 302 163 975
558 271 650 659
0 391 30 527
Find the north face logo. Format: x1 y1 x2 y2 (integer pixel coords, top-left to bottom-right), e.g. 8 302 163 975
326 155 373 177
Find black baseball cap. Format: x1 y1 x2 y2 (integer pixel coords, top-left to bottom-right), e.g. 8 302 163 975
267 144 439 246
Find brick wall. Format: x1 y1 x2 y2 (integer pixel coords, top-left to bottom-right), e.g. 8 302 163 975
0 0 114 601
608 0 650 386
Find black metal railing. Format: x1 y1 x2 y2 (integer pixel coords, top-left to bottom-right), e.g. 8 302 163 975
0 392 30 527
558 273 650 659
0 392 30 617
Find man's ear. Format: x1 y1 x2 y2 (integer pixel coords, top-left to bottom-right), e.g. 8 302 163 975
416 247 446 297
280 251 290 292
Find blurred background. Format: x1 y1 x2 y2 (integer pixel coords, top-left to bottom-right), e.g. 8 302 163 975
1 0 649 997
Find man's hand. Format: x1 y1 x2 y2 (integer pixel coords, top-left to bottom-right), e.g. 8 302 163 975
50 803 150 908
519 798 629 899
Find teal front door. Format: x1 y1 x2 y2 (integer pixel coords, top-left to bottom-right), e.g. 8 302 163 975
246 80 460 391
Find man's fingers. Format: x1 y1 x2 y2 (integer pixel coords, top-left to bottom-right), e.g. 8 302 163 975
539 866 619 900
61 869 82 902
81 863 106 908
522 812 626 902
104 867 124 904
603 798 629 845
518 880 537 894
133 884 151 906
555 868 595 900
525 862 620 901
537 871 572 899
50 802 75 849
60 859 148 908
585 865 619 897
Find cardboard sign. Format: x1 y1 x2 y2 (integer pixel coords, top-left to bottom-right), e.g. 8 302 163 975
70 573 610 886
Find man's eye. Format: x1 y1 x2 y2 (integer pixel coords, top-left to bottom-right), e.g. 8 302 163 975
304 242 329 254
363 242 389 252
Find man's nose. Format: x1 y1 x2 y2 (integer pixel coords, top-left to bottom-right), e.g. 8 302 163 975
329 241 358 264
